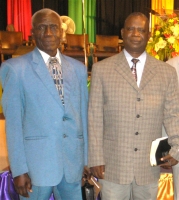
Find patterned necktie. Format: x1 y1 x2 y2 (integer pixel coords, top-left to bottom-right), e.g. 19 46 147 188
48 57 64 105
131 58 139 82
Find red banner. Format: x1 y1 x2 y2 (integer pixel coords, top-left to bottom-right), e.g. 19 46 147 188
7 0 32 41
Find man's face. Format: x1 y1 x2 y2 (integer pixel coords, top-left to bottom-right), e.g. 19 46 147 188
31 12 62 57
121 15 150 57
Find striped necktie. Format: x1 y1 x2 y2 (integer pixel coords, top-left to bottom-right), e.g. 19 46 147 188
48 57 64 105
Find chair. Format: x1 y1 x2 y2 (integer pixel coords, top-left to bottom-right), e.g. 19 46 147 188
12 45 35 58
61 33 90 67
6 24 15 32
93 35 122 63
0 31 23 62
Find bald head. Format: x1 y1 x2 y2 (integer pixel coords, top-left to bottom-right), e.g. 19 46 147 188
124 12 149 31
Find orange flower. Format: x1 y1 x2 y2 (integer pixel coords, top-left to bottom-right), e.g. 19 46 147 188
172 52 179 57
151 49 157 56
164 34 170 38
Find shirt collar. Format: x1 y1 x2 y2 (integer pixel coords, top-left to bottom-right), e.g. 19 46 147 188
123 49 146 67
37 48 61 65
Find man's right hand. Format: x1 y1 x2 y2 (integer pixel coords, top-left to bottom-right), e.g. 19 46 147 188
90 165 105 179
13 173 32 197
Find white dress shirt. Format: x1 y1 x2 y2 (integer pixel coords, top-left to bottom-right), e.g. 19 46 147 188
124 49 146 87
37 48 61 66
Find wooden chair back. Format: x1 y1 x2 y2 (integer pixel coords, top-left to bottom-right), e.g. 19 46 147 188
0 31 23 62
93 34 121 63
61 34 90 67
95 35 119 52
65 34 89 52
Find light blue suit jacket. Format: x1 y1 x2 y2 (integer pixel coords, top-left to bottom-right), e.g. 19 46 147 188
0 48 88 186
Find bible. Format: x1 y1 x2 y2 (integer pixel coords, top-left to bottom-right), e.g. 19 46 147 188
150 137 171 166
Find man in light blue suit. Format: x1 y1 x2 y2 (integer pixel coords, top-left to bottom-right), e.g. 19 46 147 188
0 8 88 200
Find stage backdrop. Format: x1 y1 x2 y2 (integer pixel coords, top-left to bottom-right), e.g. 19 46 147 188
0 0 178 42
96 0 151 39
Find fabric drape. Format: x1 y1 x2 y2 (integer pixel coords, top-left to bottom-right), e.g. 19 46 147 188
85 0 96 43
68 0 96 43
0 1 7 31
31 0 68 17
68 0 83 34
7 0 32 41
157 173 174 200
96 0 151 39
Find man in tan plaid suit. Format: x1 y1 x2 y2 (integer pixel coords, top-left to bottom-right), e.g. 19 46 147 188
88 12 179 200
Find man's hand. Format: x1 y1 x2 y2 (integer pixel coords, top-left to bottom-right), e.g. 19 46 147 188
83 166 92 180
13 173 32 197
160 154 179 169
90 165 105 179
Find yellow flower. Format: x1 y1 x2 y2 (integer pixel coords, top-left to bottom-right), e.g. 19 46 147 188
168 19 174 23
155 55 160 60
154 37 167 52
148 37 153 43
173 40 179 52
170 24 179 37
168 36 176 44
155 30 160 36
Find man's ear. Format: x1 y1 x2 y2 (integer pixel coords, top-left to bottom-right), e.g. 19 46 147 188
31 29 34 39
121 28 124 39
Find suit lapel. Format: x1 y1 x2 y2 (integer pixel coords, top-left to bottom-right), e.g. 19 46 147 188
114 52 139 91
139 55 157 90
31 48 63 107
114 52 158 91
60 54 76 107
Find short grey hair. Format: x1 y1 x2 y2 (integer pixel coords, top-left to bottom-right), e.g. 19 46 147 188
31 8 62 28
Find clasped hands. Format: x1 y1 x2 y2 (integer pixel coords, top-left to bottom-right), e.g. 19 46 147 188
83 165 105 180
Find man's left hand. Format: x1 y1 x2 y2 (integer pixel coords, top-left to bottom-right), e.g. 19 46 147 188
82 166 92 180
160 154 178 169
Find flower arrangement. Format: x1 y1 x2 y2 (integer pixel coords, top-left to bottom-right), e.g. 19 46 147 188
146 13 179 61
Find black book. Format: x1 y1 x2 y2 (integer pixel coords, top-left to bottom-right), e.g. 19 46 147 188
82 180 94 200
150 137 171 166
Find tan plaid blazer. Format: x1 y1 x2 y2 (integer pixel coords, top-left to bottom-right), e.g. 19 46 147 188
88 51 179 185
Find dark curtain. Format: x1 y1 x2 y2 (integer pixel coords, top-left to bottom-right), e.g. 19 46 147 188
0 0 7 30
174 0 179 9
96 0 151 39
31 0 68 15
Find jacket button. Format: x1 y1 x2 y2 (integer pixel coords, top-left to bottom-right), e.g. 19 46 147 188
136 114 140 118
63 134 67 138
135 132 139 135
63 117 67 121
137 98 141 101
134 148 138 151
